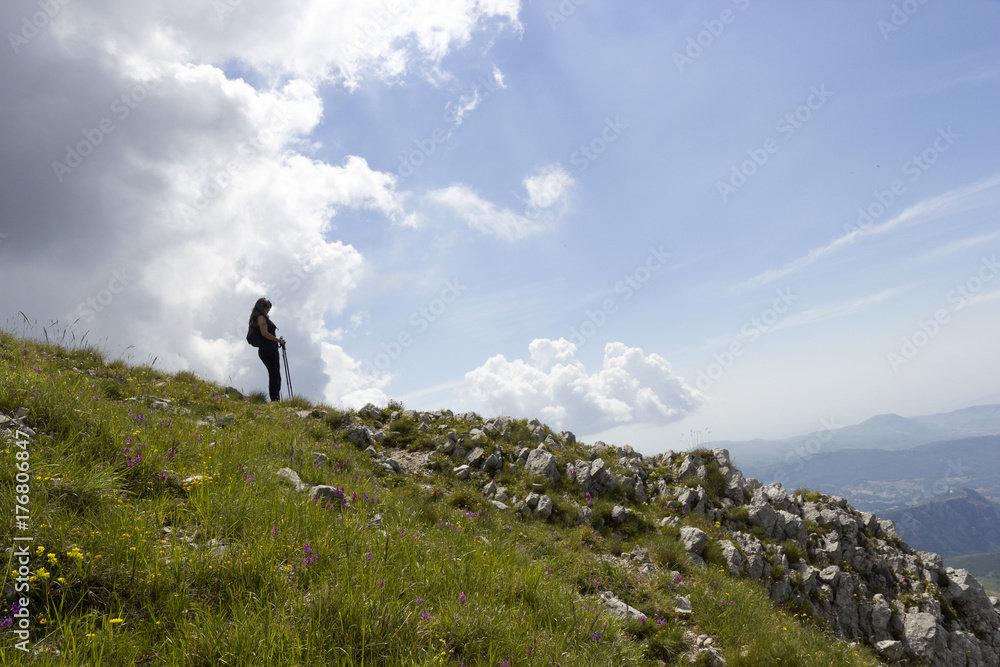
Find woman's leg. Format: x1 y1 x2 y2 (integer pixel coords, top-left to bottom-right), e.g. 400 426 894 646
258 346 282 401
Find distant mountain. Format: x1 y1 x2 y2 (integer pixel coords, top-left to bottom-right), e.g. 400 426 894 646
913 404 1000 437
723 403 1000 470
736 435 1000 513
882 488 1000 558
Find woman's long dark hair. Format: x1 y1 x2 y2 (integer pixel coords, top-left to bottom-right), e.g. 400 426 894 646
250 297 272 323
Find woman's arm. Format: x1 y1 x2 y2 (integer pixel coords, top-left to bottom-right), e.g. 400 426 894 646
258 315 286 345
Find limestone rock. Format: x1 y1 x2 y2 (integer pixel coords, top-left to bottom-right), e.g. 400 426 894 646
599 591 644 620
276 467 307 492
525 447 560 484
680 526 708 556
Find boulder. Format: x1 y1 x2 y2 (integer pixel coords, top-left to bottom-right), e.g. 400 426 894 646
534 495 554 519
611 505 634 524
578 458 617 496
465 447 487 468
344 423 374 448
747 501 778 535
903 611 947 663
719 540 743 577
680 526 709 556
599 591 644 620
310 485 343 503
525 447 559 483
276 467 307 492
874 640 905 661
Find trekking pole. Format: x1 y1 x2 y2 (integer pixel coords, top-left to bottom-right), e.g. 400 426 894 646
281 343 294 399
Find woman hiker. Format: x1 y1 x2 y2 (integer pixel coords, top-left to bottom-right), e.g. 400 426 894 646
250 298 286 401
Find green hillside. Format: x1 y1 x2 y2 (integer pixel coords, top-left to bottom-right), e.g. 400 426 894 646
0 329 883 665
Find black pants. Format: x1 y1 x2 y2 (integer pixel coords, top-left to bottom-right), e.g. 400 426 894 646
258 345 282 401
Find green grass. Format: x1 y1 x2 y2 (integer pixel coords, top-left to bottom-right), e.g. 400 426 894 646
0 329 882 666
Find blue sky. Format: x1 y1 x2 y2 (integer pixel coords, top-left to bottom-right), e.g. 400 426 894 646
2 0 998 453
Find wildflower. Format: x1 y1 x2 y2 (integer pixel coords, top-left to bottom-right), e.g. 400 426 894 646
421 611 431 620
459 592 466 604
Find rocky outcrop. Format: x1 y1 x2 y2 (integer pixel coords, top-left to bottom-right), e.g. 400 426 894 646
333 408 1000 666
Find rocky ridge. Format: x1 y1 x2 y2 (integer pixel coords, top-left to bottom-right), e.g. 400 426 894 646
290 404 1000 667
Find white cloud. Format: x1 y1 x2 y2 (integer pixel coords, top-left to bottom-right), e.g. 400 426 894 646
51 0 521 89
447 64 508 126
428 163 574 241
465 338 702 433
524 163 573 210
321 342 390 409
0 0 522 406
732 174 1000 294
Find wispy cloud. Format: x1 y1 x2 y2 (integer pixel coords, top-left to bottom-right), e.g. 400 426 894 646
963 289 1000 308
732 174 1000 294
917 230 1000 261
701 286 911 350
766 286 913 335
448 65 507 126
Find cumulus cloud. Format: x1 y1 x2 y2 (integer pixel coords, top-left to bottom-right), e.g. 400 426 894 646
465 338 702 433
428 163 574 240
0 0 522 406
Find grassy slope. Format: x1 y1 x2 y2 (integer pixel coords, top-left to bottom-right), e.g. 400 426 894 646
0 330 881 666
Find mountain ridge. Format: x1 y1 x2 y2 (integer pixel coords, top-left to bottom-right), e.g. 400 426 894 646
721 404 1000 471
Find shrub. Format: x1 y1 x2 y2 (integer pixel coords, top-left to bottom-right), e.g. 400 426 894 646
783 540 806 566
